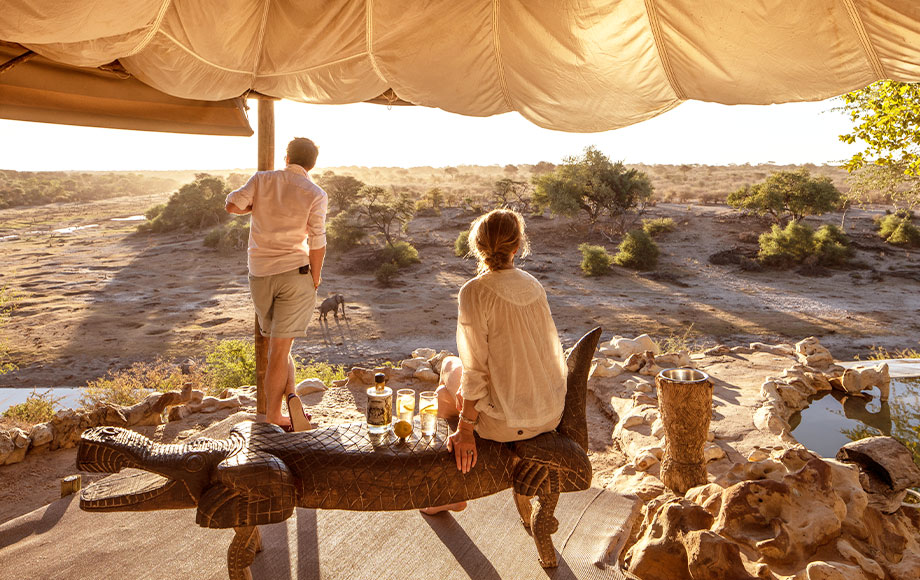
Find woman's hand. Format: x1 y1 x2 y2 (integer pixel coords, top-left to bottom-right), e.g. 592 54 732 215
447 424 477 473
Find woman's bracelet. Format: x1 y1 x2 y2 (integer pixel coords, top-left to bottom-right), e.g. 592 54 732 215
459 414 479 426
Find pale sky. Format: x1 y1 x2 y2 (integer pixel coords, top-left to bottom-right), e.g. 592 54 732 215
0 97 860 171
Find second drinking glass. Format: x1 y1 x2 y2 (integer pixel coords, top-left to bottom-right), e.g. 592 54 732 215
418 391 438 436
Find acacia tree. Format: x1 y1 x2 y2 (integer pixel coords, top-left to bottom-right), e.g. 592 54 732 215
317 172 365 215
838 81 920 210
354 185 415 247
532 146 653 229
727 169 841 224
491 178 533 213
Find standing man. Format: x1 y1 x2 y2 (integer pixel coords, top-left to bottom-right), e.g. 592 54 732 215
225 137 327 432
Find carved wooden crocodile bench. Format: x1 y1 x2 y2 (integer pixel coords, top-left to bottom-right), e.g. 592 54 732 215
77 327 601 579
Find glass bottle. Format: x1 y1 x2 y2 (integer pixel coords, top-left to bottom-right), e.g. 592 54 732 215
366 372 392 434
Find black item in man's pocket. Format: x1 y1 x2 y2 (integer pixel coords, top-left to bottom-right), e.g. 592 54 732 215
299 265 311 275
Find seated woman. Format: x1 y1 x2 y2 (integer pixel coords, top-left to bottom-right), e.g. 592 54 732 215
422 209 567 515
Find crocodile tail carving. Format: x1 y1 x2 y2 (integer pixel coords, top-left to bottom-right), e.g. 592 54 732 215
556 327 601 452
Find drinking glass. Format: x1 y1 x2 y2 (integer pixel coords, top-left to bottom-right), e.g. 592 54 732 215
418 391 438 436
396 389 415 423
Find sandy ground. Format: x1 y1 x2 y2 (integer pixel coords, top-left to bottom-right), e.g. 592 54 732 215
1 194 918 524
2 195 918 390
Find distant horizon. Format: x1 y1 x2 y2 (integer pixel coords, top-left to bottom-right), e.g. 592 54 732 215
1 159 851 174
0 97 862 172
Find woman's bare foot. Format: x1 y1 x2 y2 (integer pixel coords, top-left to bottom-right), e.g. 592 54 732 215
420 501 467 515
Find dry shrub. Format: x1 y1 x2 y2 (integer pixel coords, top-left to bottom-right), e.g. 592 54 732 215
80 358 210 408
2 389 62 426
642 217 676 237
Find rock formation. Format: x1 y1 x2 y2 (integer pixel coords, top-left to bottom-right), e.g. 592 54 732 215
589 334 920 580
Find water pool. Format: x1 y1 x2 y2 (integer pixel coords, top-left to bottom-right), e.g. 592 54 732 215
790 377 919 462
0 387 84 415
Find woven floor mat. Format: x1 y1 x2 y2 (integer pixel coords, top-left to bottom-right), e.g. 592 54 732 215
0 485 639 579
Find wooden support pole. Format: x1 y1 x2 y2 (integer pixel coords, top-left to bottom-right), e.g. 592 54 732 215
254 99 275 417
0 50 36 76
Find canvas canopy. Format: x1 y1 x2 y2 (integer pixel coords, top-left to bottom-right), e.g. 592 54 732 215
2 0 920 134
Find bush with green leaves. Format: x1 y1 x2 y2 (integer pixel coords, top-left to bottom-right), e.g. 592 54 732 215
757 221 816 268
614 230 659 270
379 241 420 267
454 230 470 257
326 210 366 252
204 217 250 252
813 224 852 266
375 262 399 286
138 174 229 233
758 221 852 268
145 203 166 220
727 169 841 224
205 339 257 392
293 358 346 385
415 187 445 216
642 217 676 237
2 389 61 425
579 243 613 276
875 212 920 247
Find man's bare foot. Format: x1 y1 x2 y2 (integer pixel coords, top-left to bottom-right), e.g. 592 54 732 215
420 501 467 515
267 415 293 430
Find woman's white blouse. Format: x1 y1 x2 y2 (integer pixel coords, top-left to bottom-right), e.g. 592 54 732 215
456 268 567 434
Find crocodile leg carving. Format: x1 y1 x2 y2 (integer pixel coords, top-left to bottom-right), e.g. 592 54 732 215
512 490 533 529
228 526 261 580
532 470 560 568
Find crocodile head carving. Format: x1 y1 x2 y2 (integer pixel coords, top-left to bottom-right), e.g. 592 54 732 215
77 425 234 511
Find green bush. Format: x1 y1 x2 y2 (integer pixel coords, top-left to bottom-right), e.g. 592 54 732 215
205 339 257 392
614 230 659 270
888 221 920 246
2 389 61 424
145 203 166 221
327 210 366 252
204 217 250 252
757 221 852 268
757 221 816 268
379 241 420 267
875 212 920 247
375 262 399 286
138 174 229 234
454 230 470 257
578 243 613 276
642 217 676 237
415 187 444 216
813 224 852 266
293 358 347 385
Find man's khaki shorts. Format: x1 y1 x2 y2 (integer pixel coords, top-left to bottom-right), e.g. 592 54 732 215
249 267 316 338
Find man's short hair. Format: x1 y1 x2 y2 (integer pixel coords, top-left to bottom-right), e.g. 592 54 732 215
286 138 319 170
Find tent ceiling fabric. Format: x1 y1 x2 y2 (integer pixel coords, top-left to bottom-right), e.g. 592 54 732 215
2 0 920 133
0 44 253 135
